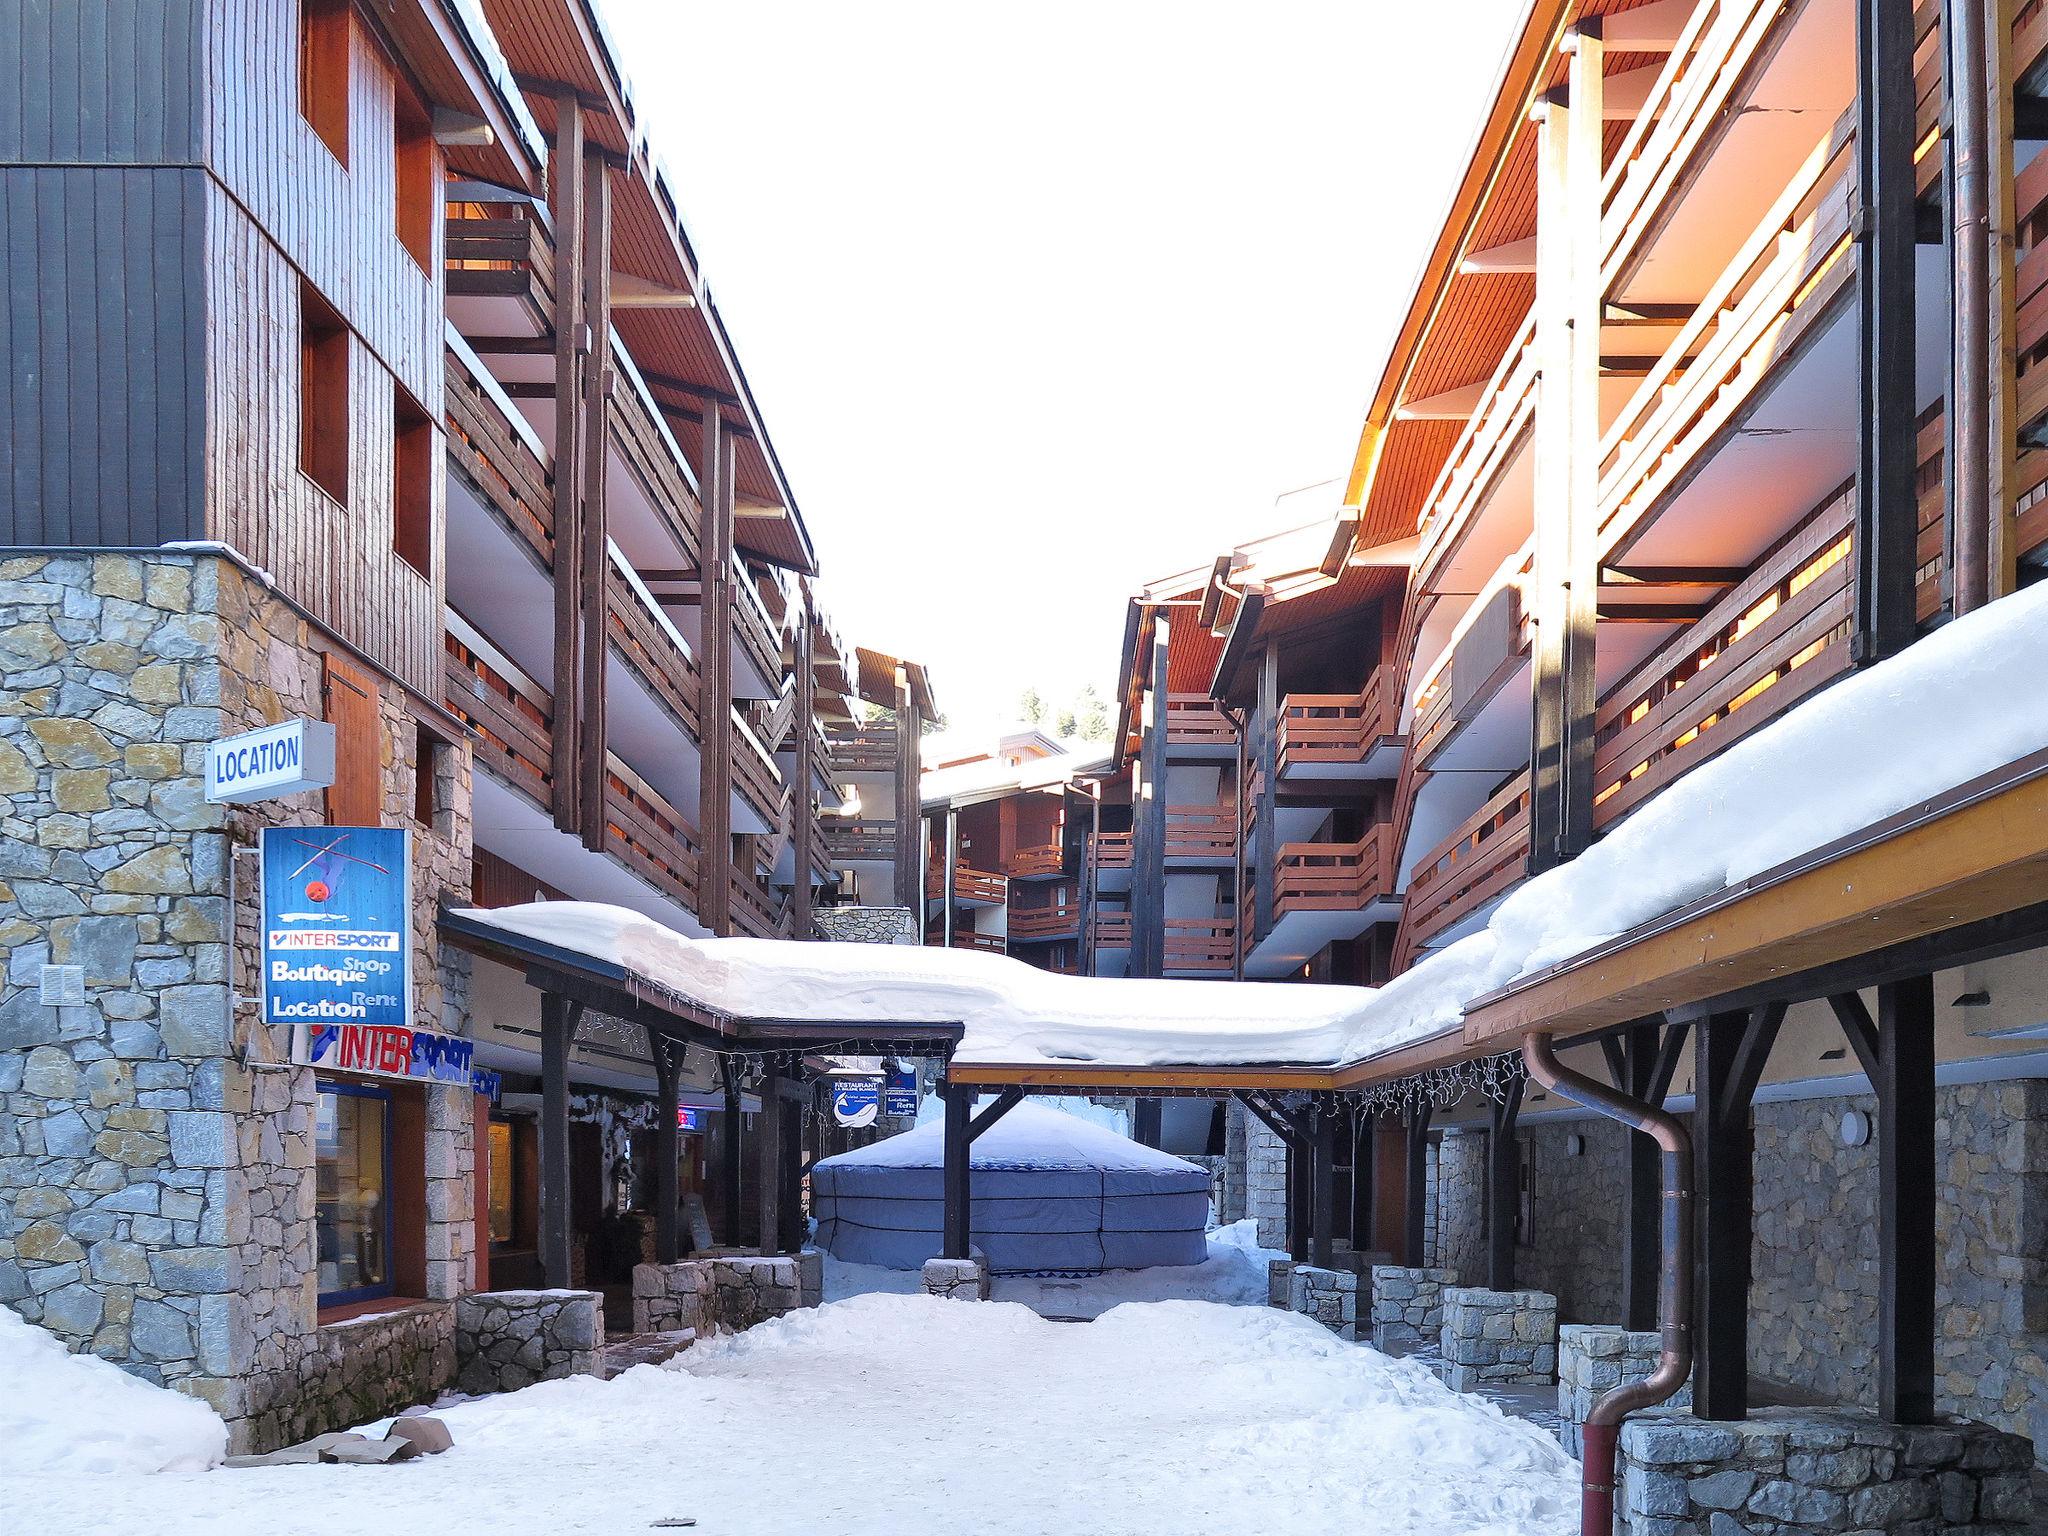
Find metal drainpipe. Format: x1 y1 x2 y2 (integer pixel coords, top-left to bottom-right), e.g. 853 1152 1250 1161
1522 1032 1693 1536
1949 0 1992 614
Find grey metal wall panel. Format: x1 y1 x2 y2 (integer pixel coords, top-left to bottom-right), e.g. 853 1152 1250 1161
0 0 203 164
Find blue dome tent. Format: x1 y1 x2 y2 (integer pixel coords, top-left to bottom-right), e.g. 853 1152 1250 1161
811 1102 1211 1275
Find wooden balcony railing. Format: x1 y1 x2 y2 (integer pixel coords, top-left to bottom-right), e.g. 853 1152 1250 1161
603 761 698 907
1413 315 1539 594
946 929 1006 955
1163 916 1236 974
732 568 782 690
445 335 552 568
445 199 555 316
1091 909 1133 948
1397 776 1531 970
927 862 1006 905
1091 830 1133 871
1278 670 1395 773
443 627 552 807
1164 693 1236 748
1007 844 1065 878
606 557 701 735
1165 802 1237 861
608 335 702 556
1274 827 1389 917
729 868 784 939
1008 902 1082 942
823 817 895 861
731 710 783 826
828 726 898 776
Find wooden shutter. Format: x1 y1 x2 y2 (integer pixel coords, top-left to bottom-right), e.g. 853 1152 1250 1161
322 652 382 825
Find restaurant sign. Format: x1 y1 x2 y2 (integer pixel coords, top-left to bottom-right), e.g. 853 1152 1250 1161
832 1077 881 1128
262 826 411 1028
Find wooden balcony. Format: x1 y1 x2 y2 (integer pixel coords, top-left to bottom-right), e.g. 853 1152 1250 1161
1164 694 1236 750
445 198 555 320
1091 909 1133 949
1274 827 1390 917
823 817 895 862
443 629 551 807
1413 316 1538 594
1008 901 1082 942
729 868 785 939
945 928 1006 955
731 710 783 827
1163 916 1236 975
1278 669 1399 777
732 569 782 692
927 862 1006 906
445 337 552 569
603 762 699 908
606 558 702 736
1007 844 1065 879
1165 802 1236 862
828 726 898 776
608 338 702 556
1397 777 1531 970
1091 830 1133 870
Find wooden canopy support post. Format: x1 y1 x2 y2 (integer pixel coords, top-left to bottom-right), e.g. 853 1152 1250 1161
1528 21 1603 873
1132 1099 1162 1149
1253 643 1280 941
942 1079 973 1259
1603 1018 1689 1331
1238 1091 1309 1260
790 607 818 939
1853 0 1920 663
1691 1003 1784 1419
547 93 586 834
538 992 582 1288
756 1056 784 1253
1404 1103 1434 1266
1945 0 1994 615
1486 1074 1526 1290
779 1085 806 1254
894 674 923 910
1350 1112 1376 1254
575 146 612 846
649 1029 681 1264
720 1055 745 1247
699 405 735 934
1310 1101 1336 1271
1877 976 1936 1422
1133 612 1171 980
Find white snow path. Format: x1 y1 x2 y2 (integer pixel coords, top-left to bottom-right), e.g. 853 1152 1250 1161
8 1296 1580 1536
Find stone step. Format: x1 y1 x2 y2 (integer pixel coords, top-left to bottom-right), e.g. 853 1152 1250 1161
600 1329 696 1378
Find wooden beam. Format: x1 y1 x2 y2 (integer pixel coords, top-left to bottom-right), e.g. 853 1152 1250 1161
1403 1105 1433 1266
1692 1009 1756 1419
650 1030 681 1263
968 1086 1024 1142
1876 973 1936 1422
699 405 735 935
1486 1075 1524 1289
756 1056 783 1251
548 93 586 837
1350 1112 1376 1257
791 607 818 939
1599 566 1744 588
1132 1098 1163 1148
538 993 581 1288
720 1056 744 1245
942 1081 972 1259
1827 990 1883 1082
1310 1104 1336 1269
577 148 612 848
1595 602 1709 623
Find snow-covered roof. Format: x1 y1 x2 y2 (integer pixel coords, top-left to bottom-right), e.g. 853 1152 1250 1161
921 745 1117 809
814 1102 1204 1176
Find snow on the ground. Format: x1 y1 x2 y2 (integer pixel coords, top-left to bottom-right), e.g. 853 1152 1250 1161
5 1295 1577 1536
0 1307 226 1475
822 1218 1287 1318
1352 571 2048 1044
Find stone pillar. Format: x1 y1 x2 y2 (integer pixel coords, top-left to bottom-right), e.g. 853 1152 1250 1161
1440 1286 1557 1390
453 1290 603 1394
423 1083 476 1300
1285 1264 1359 1341
1243 1111 1289 1249
1267 1258 1294 1309
1616 1409 2033 1536
1370 1265 1455 1352
921 1256 987 1301
1557 1323 1692 1457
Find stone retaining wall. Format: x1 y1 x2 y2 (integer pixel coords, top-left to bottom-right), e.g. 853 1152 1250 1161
1440 1286 1556 1389
454 1290 603 1394
1370 1265 1455 1352
812 907 916 945
1286 1264 1358 1341
1617 1408 2033 1536
1557 1323 1691 1457
632 1253 822 1333
921 1256 988 1301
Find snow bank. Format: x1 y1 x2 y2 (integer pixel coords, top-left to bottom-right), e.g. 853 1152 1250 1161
1351 573 2048 1042
0 1308 226 1475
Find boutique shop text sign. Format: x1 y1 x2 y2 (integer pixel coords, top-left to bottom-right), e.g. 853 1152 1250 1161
262 826 412 1029
206 718 336 803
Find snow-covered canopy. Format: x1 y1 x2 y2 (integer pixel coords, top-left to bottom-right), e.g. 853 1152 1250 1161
819 1101 1206 1176
453 580 2048 1077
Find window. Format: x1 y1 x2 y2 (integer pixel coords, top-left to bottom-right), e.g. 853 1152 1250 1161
487 1120 515 1246
412 721 448 831
393 86 434 269
393 384 433 575
300 284 350 506
315 1083 392 1305
298 0 351 165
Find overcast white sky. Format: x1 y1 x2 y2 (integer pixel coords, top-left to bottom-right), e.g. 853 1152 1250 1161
604 0 1524 738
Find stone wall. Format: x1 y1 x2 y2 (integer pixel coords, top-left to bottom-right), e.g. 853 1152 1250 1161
1558 1323 1690 1457
1220 1098 1247 1225
1285 1264 1358 1340
454 1290 603 1394
1440 1286 1556 1390
0 551 476 1452
1243 1109 1288 1250
813 906 916 944
1433 1130 1487 1286
1370 1265 1454 1352
1516 1118 1627 1325
1750 1081 2048 1451
1617 1408 2033 1536
285 1302 456 1442
632 1252 823 1332
921 1256 988 1301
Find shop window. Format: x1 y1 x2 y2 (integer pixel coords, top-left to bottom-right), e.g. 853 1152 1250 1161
298 0 350 165
393 88 435 270
300 284 350 506
487 1119 515 1245
412 720 449 832
393 384 433 576
315 1083 392 1305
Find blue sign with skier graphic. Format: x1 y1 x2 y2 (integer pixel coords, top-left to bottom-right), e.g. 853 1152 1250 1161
261 826 412 1030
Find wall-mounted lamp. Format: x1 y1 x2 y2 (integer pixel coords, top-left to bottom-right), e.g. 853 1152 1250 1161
1564 1133 1585 1157
1840 1109 1872 1148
